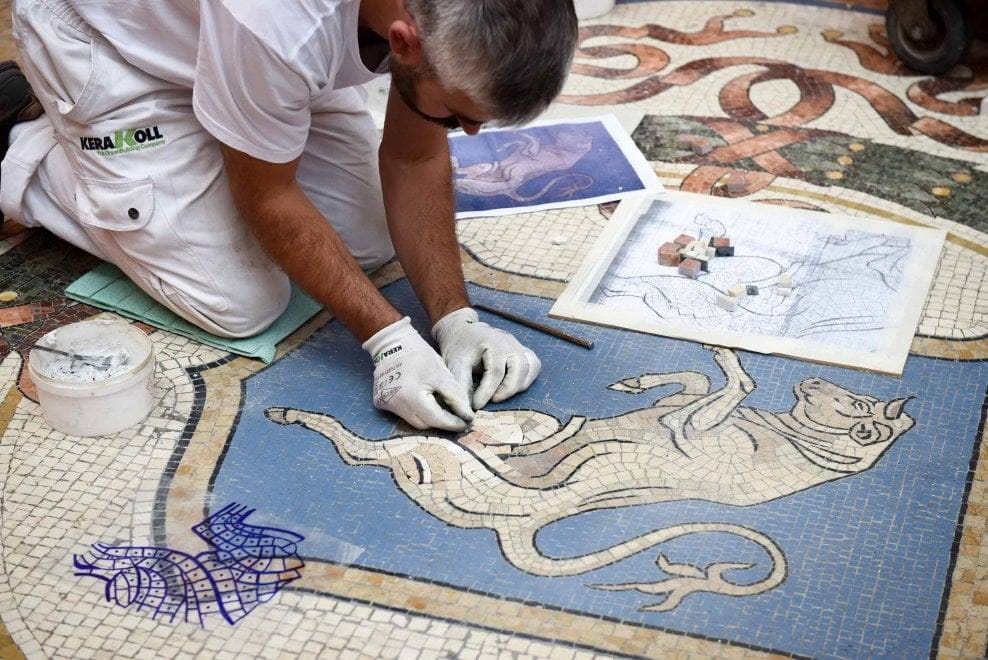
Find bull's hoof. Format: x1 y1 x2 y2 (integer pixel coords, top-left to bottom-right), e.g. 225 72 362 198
265 407 299 426
608 377 645 394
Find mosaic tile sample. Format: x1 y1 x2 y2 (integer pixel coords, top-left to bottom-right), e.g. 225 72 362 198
73 503 304 626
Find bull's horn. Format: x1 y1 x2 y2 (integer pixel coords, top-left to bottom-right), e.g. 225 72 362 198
884 397 913 420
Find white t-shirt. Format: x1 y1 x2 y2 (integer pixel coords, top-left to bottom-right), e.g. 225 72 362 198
70 0 380 163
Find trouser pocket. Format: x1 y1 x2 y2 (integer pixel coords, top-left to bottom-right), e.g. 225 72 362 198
73 173 236 316
75 176 155 232
13 0 182 168
13 0 103 124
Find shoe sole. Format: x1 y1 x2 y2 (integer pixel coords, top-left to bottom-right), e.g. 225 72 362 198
0 61 31 175
0 61 43 123
0 60 44 169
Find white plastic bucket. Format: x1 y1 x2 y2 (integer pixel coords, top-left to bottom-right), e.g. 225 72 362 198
29 320 156 437
575 0 615 19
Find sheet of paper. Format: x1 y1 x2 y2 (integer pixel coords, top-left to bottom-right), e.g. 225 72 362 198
449 115 662 219
551 192 946 375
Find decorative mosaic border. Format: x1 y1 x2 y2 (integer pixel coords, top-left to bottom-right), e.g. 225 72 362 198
933 386 988 658
0 620 25 660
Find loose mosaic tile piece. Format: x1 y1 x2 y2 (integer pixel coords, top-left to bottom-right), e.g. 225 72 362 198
715 294 738 312
725 172 747 194
657 242 682 267
678 257 702 278
729 284 747 299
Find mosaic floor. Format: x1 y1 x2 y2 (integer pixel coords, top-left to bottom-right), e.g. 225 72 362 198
2 1 988 658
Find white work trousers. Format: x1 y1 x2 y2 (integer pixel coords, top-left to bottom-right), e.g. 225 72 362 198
0 0 394 337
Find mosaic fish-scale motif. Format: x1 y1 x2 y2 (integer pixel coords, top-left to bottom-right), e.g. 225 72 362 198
73 503 305 626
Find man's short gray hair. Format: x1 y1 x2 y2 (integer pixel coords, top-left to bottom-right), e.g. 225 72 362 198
405 0 579 125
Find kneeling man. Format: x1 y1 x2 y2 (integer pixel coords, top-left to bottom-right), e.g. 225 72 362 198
0 0 579 430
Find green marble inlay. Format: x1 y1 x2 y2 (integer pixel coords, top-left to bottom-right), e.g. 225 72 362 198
633 115 987 232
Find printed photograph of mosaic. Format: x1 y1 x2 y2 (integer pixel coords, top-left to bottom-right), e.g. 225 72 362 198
0 1 986 659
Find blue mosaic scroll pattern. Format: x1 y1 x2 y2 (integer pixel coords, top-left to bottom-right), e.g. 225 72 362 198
74 503 304 626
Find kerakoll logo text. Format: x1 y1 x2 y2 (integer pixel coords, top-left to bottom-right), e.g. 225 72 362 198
79 126 165 156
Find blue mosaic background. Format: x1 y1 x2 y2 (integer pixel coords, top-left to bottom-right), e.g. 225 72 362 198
212 281 987 659
449 121 647 214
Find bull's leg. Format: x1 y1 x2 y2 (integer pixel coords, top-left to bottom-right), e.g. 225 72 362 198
710 346 755 396
518 132 542 157
659 348 755 456
455 161 499 178
608 372 711 398
604 372 712 440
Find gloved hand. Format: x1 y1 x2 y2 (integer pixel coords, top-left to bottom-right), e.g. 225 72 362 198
432 307 541 410
363 317 475 432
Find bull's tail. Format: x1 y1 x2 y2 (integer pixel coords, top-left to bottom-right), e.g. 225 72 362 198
509 173 595 202
497 522 786 611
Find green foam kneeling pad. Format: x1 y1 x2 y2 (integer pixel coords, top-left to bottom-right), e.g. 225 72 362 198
65 263 322 363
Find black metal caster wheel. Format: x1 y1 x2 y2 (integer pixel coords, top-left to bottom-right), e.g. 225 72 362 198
886 0 972 75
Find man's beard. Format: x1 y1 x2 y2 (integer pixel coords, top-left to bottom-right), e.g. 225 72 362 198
390 60 460 130
390 60 421 111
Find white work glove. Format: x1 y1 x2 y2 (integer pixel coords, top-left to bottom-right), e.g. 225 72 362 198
363 317 475 432
432 307 542 410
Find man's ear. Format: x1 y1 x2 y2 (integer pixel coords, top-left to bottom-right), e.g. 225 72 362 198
388 20 424 67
